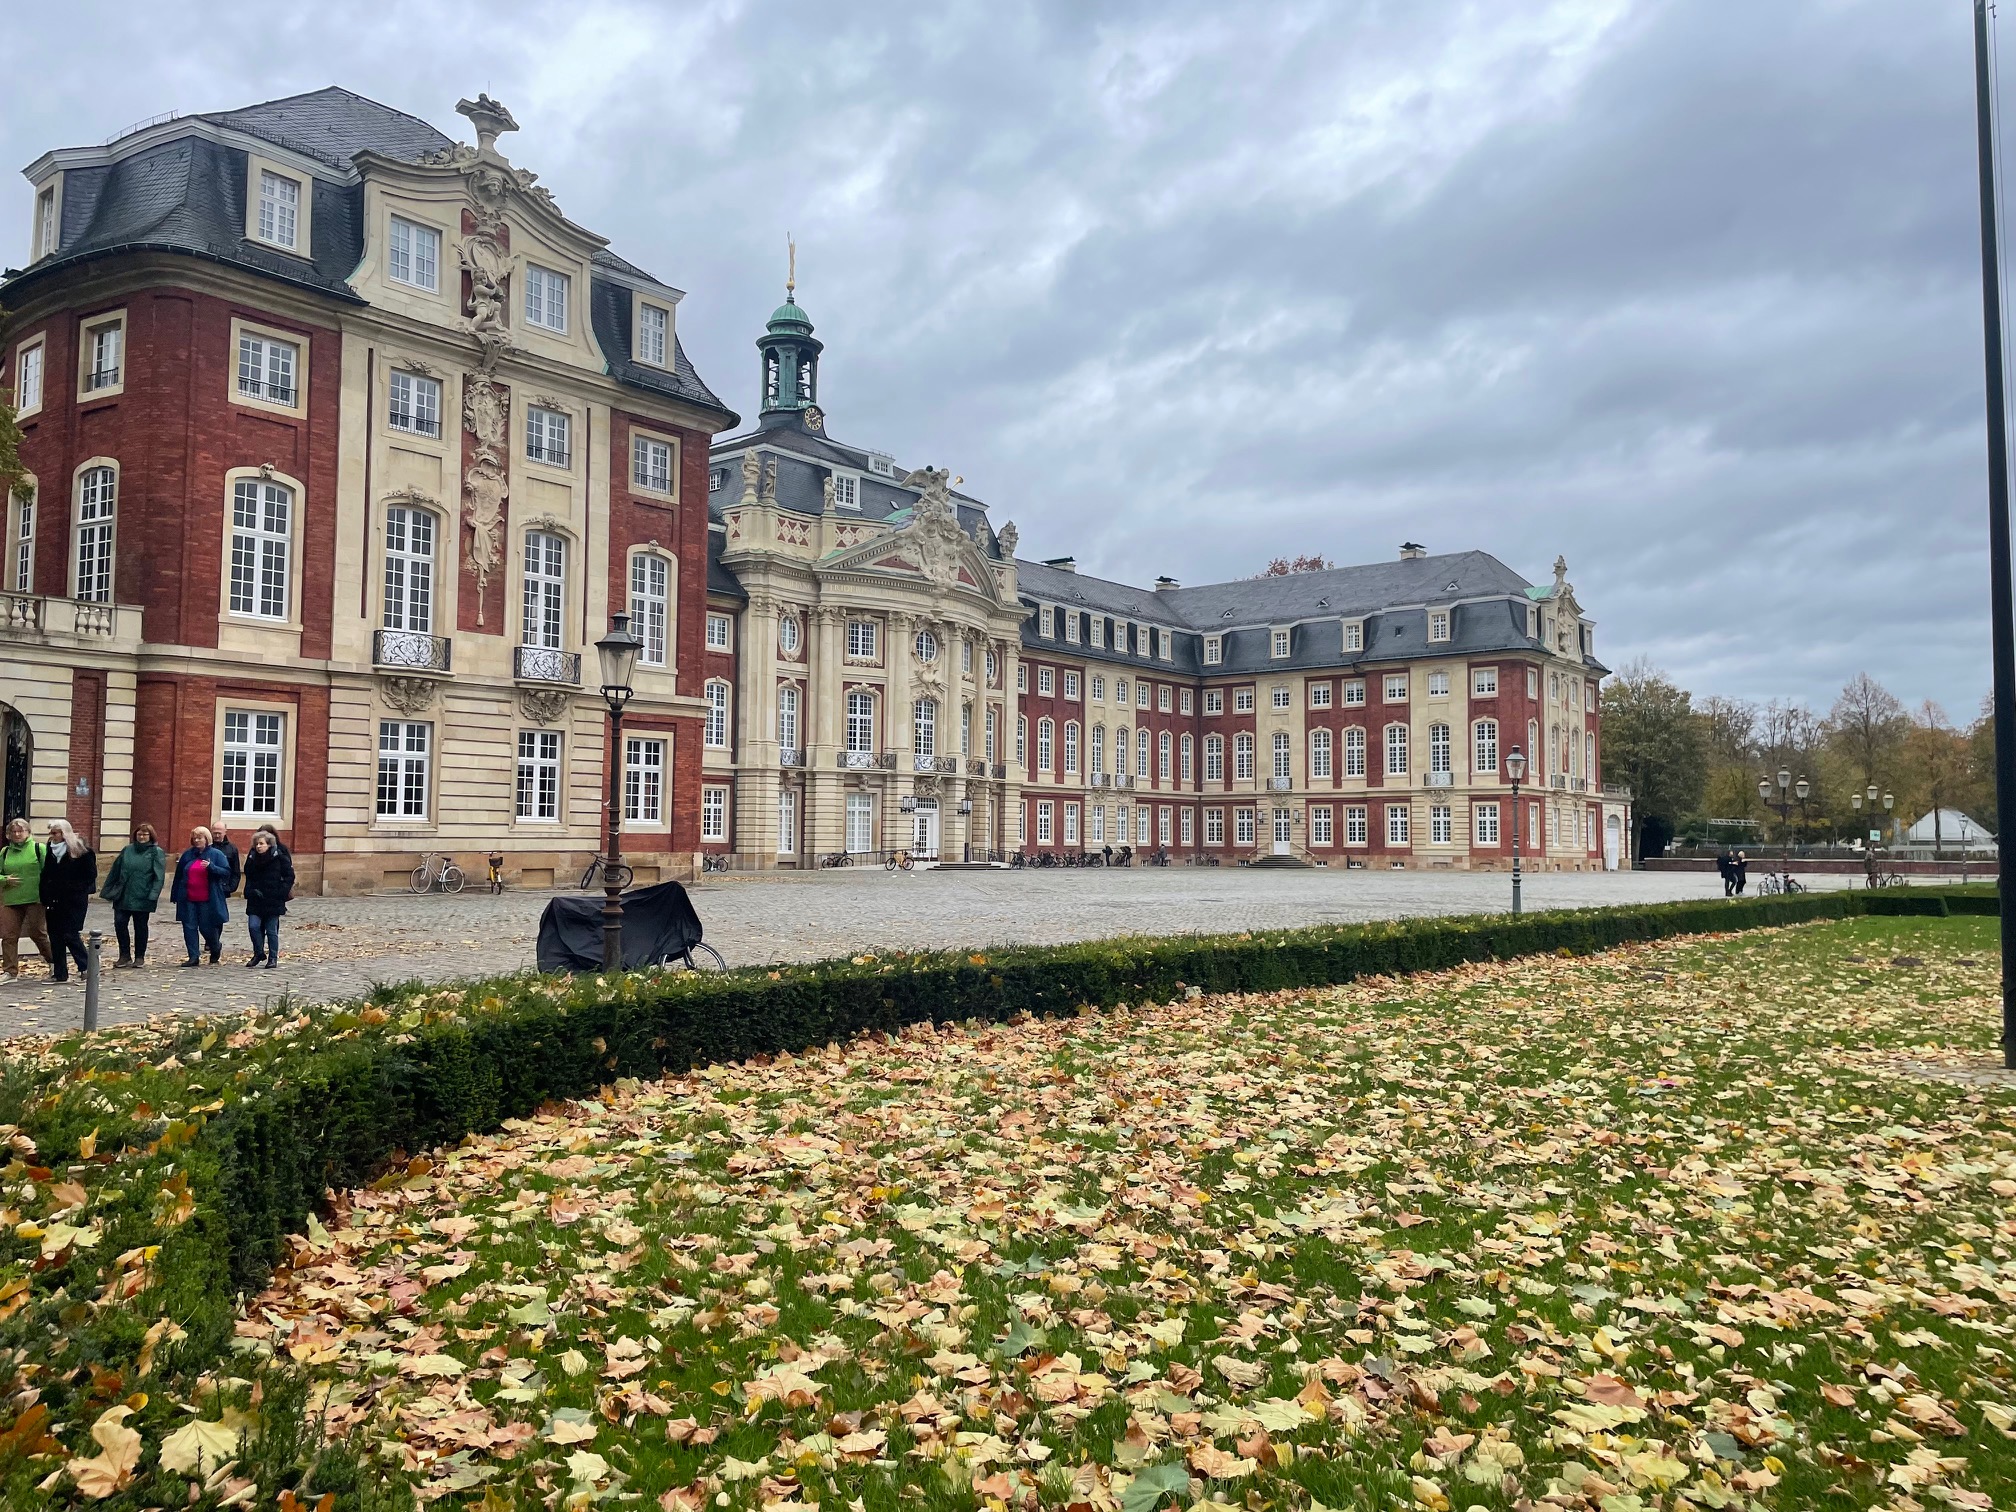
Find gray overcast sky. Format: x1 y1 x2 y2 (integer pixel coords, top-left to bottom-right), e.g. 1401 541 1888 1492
3 1 2004 714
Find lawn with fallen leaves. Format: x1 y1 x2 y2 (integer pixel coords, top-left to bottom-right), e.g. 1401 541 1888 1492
224 916 2015 1512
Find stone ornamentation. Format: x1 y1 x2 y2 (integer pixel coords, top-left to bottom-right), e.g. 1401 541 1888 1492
761 455 778 502
899 466 968 586
740 451 762 503
461 375 509 622
998 521 1018 558
379 675 438 714
519 688 571 726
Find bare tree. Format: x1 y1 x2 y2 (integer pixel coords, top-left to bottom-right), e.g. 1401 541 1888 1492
1826 673 1910 793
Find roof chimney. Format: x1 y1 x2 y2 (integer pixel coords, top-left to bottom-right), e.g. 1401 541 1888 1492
1399 542 1426 560
1154 576 1180 591
1043 556 1077 573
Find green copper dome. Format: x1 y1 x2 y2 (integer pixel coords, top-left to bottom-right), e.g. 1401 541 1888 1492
767 297 814 334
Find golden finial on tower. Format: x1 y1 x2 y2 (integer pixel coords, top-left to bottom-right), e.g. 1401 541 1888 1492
786 234 796 299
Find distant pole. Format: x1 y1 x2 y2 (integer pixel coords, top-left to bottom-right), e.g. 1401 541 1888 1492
1972 0 2016 1067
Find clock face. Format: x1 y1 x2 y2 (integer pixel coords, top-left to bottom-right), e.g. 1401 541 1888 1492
803 405 825 433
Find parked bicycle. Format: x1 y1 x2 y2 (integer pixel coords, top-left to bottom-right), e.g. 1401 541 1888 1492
578 853 635 890
486 851 506 895
411 851 466 894
885 849 915 872
820 851 855 868
700 853 730 873
1759 872 1805 896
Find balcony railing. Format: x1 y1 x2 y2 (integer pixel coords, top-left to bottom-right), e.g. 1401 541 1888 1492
514 645 581 684
237 378 298 406
838 750 897 771
1114 773 1133 790
914 752 938 773
1269 775 1293 791
991 763 1007 779
1425 770 1455 788
1090 772 1110 788
1569 777 1588 793
1548 774 1568 790
373 628 452 673
967 759 989 777
1603 783 1633 801
778 746 804 768
0 591 130 641
936 755 961 774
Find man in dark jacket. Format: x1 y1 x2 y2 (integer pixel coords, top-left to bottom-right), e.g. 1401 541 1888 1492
39 820 96 984
210 821 242 897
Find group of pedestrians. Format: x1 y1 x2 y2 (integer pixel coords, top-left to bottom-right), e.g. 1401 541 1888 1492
0 815 295 982
1716 848 1751 896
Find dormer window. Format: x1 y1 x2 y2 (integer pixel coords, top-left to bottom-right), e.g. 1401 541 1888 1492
1428 610 1450 642
257 170 300 249
1064 612 1080 644
1203 634 1223 665
1039 606 1054 637
524 264 569 333
1527 605 1539 639
831 474 859 510
867 452 895 476
32 185 57 260
1343 620 1364 652
1089 617 1104 648
637 302 670 367
388 216 440 292
1270 628 1290 659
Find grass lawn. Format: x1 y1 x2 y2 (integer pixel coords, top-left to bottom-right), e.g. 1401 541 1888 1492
231 917 2016 1512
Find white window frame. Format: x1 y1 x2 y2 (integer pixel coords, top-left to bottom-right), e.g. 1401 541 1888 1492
376 720 431 821
1204 735 1224 783
1427 669 1450 698
846 619 877 660
1343 680 1366 707
1311 805 1333 846
1036 801 1054 845
1036 717 1054 772
1271 628 1290 659
1233 732 1255 781
1429 722 1452 776
632 432 676 495
1064 802 1080 845
1235 807 1256 846
387 215 441 292
1346 804 1368 845
524 263 570 333
1203 634 1223 665
32 183 58 261
1039 605 1054 637
1064 612 1080 645
521 530 566 650
229 476 292 621
778 789 797 855
388 370 443 437
830 472 860 510
1309 682 1332 709
8 478 33 594
1473 666 1499 697
12 338 45 419
526 405 573 469
1475 802 1500 846
636 300 671 368
624 736 665 824
72 463 117 602
1272 730 1291 780
705 682 731 748
915 696 939 757
1038 666 1054 696
1344 727 1367 778
1385 723 1409 777
1310 728 1333 780
707 613 734 652
1428 610 1450 642
1474 719 1499 775
1234 687 1255 714
80 313 124 397
1271 685 1291 710
382 505 436 633
1343 620 1364 652
1386 803 1411 846
234 329 300 411
846 690 876 753
1204 689 1223 715
255 167 304 252
1205 807 1225 845
516 729 563 822
1384 673 1409 703
631 553 671 667
845 792 874 853
1430 804 1452 844
702 787 728 842
220 709 285 818
1063 670 1080 701
778 684 802 750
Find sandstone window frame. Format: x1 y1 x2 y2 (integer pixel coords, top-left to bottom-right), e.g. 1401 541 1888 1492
246 156 313 258
213 699 296 827
623 734 668 830
229 318 308 419
523 262 571 333
31 178 61 262
70 457 119 604
629 429 679 499
628 549 675 669
386 212 444 295
387 368 444 439
634 297 673 369
11 335 45 420
381 502 440 635
374 718 433 826
707 612 734 652
77 309 127 402
222 467 303 627
514 728 564 824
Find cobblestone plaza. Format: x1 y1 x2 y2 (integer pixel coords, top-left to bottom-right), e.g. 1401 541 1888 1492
0 866 1831 1037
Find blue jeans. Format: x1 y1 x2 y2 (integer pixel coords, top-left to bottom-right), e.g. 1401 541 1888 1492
181 916 222 963
247 914 280 963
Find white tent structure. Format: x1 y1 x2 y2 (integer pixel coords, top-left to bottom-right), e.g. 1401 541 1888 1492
1898 808 1997 857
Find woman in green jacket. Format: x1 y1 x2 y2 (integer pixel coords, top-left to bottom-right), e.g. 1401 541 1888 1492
99 822 168 968
0 818 50 977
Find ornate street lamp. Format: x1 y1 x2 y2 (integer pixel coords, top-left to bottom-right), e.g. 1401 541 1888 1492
1756 770 1809 893
1505 745 1527 915
595 613 643 972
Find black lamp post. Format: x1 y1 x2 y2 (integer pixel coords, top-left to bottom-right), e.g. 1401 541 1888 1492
595 613 643 972
1756 768 1809 892
1506 745 1527 915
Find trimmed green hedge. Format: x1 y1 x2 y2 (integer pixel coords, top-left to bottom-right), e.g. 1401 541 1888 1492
0 884 1989 1505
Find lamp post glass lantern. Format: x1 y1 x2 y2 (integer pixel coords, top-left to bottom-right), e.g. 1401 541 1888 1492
1505 746 1527 915
596 613 644 971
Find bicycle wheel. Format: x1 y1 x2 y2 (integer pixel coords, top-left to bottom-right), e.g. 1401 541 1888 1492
411 863 432 894
579 861 600 890
678 942 727 972
441 864 466 894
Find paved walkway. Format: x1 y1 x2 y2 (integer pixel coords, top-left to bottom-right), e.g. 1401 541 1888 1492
0 866 1854 1038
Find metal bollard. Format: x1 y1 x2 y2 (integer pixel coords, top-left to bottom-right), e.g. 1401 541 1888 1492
83 931 101 1032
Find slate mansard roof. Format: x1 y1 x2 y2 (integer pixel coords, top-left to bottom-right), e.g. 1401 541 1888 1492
6 86 729 418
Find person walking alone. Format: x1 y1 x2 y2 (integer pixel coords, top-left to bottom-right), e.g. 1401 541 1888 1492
0 818 51 978
171 827 230 967
99 823 167 968
242 826 294 968
38 820 96 985
1733 850 1749 896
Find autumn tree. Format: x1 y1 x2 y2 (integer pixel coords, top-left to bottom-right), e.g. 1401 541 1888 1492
1825 673 1910 795
1694 695 1761 831
1903 702 1976 855
1601 660 1706 862
1252 555 1335 577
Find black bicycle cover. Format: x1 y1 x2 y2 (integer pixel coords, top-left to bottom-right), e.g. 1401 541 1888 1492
536 880 705 972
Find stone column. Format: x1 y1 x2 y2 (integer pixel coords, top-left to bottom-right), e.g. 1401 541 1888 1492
885 611 914 853
807 605 846 860
738 593 782 867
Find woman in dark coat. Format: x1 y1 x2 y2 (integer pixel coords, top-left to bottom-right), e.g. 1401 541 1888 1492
170 826 230 967
38 820 97 984
242 826 295 968
99 822 167 967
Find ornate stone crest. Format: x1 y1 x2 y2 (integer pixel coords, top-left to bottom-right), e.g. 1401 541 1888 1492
998 521 1018 558
380 675 438 714
899 466 968 586
519 688 572 726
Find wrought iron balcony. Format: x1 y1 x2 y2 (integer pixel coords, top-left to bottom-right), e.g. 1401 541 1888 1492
1569 777 1588 793
990 763 1007 779
913 752 938 774
1113 773 1133 790
1090 772 1110 788
1425 770 1455 788
838 750 896 771
1602 782 1633 801
1269 775 1293 791
967 759 989 777
373 628 452 673
514 645 581 684
935 755 961 774
778 746 804 768
1548 774 1568 790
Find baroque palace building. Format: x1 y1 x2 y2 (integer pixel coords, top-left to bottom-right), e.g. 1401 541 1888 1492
1 84 1627 890
703 289 1632 872
0 89 735 891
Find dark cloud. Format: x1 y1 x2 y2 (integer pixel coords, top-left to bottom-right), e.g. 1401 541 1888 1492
2 0 2001 713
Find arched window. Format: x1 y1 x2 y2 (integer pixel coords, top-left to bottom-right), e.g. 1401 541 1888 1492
383 505 435 632
1180 733 1194 782
1585 731 1596 782
1063 721 1080 773
1428 722 1451 776
1159 730 1172 780
1116 728 1129 774
1385 723 1409 777
1091 724 1106 775
1272 730 1291 779
522 530 566 649
73 465 116 603
777 684 801 751
914 697 938 756
846 690 875 753
704 682 729 748
1310 728 1332 779
1528 719 1540 773
986 705 998 761
1345 726 1367 778
1017 715 1027 765
630 552 671 666
962 702 972 756
1037 717 1054 772
230 475 292 619
1233 732 1255 781
1473 719 1498 774
764 350 781 405
1137 728 1151 778
1205 734 1224 783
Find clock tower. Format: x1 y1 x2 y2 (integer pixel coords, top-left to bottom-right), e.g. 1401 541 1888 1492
757 240 824 430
